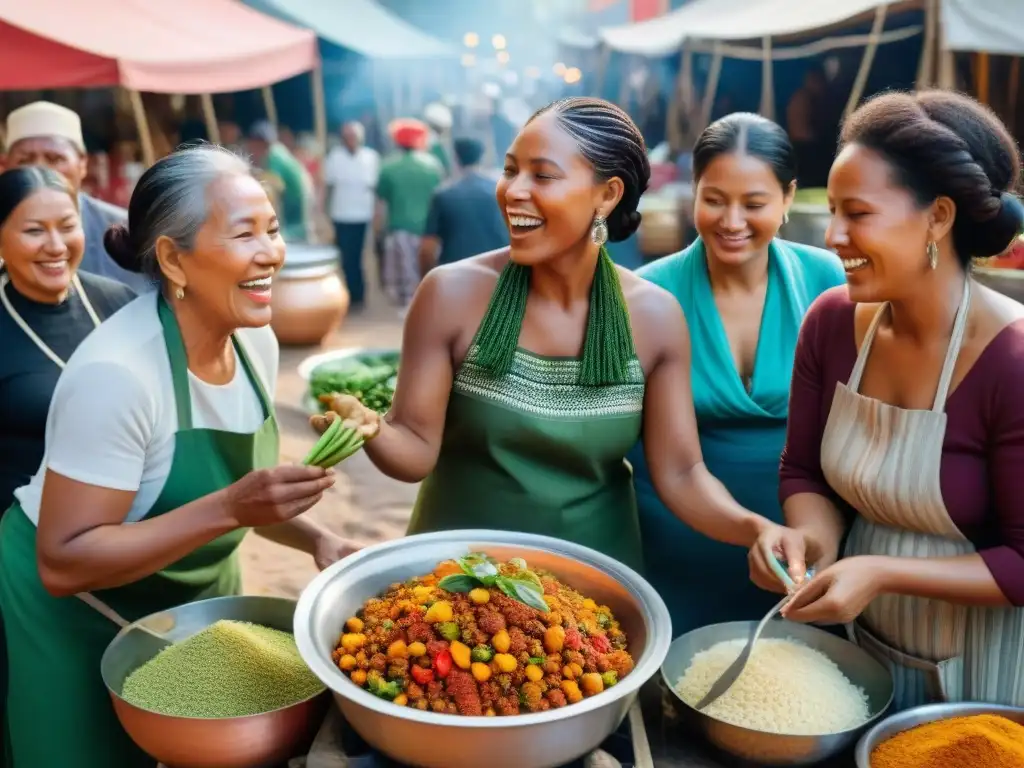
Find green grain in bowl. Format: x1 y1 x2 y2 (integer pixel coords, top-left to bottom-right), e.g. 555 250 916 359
120 620 324 718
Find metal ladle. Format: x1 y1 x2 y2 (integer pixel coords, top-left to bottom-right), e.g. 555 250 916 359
77 592 174 649
694 557 813 711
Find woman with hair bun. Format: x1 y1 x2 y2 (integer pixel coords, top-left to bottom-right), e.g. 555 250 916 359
0 145 361 766
343 97 797 571
751 90 1024 709
629 113 845 633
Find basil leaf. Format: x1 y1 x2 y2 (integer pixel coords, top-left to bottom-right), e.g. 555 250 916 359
438 574 478 593
497 575 550 613
458 553 499 586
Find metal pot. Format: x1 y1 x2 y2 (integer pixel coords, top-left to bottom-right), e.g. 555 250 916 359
270 244 350 347
293 530 672 768
661 621 893 766
101 595 330 768
780 203 832 251
855 702 1024 766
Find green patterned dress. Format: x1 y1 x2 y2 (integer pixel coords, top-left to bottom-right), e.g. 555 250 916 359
408 344 647 571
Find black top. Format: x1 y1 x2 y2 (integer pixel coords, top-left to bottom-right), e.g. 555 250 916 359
424 171 509 266
0 270 136 510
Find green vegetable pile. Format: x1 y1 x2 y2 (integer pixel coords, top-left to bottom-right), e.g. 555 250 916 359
120 620 324 718
438 553 550 613
309 352 398 414
302 412 365 469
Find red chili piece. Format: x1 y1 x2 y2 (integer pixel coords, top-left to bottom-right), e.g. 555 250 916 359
434 649 453 679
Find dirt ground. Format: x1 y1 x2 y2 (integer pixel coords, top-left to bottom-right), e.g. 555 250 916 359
240 282 417 598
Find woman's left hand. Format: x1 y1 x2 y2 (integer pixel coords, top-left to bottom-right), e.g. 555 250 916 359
781 556 885 625
313 532 364 570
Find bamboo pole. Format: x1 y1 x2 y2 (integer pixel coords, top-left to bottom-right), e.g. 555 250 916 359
200 93 221 145
759 36 775 121
311 62 327 156
699 42 724 133
1009 57 1020 134
844 5 887 120
915 0 937 88
128 89 156 167
261 86 279 126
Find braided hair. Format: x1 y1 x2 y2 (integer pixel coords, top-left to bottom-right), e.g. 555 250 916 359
529 97 650 242
841 90 1024 264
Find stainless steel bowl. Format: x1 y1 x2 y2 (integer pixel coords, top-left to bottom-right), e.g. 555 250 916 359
855 701 1024 767
661 621 893 766
294 529 672 768
101 595 330 768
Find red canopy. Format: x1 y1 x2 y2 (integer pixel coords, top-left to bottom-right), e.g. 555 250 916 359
0 0 318 93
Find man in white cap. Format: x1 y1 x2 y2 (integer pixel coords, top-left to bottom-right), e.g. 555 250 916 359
3 101 153 292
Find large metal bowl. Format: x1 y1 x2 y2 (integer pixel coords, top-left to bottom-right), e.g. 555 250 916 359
661 621 893 766
101 595 330 768
293 529 672 768
855 701 1024 767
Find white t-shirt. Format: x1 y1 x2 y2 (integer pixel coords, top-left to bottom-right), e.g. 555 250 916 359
323 146 380 223
15 292 279 526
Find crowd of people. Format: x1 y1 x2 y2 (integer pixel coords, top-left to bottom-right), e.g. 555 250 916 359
1 83 1024 766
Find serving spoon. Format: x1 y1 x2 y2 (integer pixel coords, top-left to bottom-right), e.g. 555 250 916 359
694 557 812 711
77 592 174 650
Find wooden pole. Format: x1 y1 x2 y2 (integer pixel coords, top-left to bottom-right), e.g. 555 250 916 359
699 43 724 132
1009 57 1020 134
311 62 328 156
200 93 221 145
844 5 887 119
759 36 775 120
976 53 990 104
128 89 156 167
261 86 279 126
915 0 937 88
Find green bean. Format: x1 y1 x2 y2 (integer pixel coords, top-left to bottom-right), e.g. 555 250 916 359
303 416 342 466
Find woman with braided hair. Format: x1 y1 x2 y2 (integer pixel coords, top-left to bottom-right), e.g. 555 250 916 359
346 97 795 570
750 90 1024 710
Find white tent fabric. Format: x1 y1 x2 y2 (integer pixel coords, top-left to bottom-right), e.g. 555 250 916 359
941 0 1024 55
600 0 1024 57
245 0 456 59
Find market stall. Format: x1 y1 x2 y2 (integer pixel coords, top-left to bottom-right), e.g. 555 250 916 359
0 0 319 164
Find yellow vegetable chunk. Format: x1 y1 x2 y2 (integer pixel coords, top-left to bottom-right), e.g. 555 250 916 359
582 598 598 611
341 633 366 653
525 664 544 682
345 617 364 633
351 669 368 686
494 653 517 673
412 585 433 603
387 640 409 659
423 601 453 624
492 630 511 653
544 625 565 654
450 641 472 670
393 693 409 706
560 679 583 704
407 641 427 658
471 662 492 682
468 588 490 605
581 673 604 696
339 654 357 671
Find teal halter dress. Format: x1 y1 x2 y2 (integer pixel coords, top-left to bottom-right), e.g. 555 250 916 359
628 238 845 636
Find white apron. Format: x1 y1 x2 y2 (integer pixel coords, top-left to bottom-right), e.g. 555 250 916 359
820 279 1024 710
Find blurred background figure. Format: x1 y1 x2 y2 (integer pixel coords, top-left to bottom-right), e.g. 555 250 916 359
246 120 312 242
423 101 454 178
419 137 507 275
2 101 153 293
375 118 443 312
786 67 829 188
324 121 380 310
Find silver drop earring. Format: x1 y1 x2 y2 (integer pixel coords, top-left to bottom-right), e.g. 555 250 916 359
591 215 608 246
783 211 790 225
927 241 939 270
175 286 185 300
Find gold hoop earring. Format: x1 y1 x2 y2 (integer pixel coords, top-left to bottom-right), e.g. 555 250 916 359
591 215 608 246
174 286 185 300
927 241 939 270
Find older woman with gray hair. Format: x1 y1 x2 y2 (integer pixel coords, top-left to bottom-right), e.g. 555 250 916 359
0 144 360 767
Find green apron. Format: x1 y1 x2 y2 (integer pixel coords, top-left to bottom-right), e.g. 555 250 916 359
0 295 278 767
409 346 646 571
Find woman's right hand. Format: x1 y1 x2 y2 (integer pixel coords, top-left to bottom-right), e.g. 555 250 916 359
224 465 335 528
748 523 821 594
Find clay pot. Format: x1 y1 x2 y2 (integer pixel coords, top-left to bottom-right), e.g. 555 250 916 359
271 244 349 346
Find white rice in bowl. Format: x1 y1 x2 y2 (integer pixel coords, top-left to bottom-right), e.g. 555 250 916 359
675 638 870 735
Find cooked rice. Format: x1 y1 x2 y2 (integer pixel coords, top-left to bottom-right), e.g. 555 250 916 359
675 638 870 735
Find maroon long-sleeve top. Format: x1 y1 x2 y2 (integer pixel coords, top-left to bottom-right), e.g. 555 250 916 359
779 286 1024 606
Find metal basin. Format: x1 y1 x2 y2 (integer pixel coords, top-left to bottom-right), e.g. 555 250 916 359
101 595 330 768
780 203 832 250
855 701 1024 767
661 621 893 766
293 529 672 768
